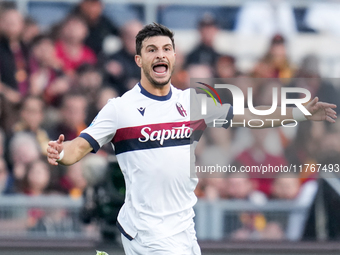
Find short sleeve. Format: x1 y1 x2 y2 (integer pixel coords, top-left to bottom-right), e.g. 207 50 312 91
79 99 118 152
190 89 234 128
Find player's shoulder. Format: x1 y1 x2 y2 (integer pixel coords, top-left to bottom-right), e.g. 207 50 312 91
111 85 140 104
170 84 193 98
170 85 203 109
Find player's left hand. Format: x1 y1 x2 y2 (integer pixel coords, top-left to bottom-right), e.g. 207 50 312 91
305 97 337 123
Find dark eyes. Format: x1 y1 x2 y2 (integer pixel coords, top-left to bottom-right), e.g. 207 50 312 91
148 48 171 52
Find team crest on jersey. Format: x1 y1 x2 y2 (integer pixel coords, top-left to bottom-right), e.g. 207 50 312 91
137 107 146 116
176 102 187 117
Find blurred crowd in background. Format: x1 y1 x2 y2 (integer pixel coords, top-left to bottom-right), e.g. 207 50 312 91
1 0 340 241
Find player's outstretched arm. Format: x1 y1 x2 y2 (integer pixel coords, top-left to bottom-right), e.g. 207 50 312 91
233 97 337 128
47 134 93 166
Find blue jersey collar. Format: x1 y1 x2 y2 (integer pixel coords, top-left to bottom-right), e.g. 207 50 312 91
138 82 172 101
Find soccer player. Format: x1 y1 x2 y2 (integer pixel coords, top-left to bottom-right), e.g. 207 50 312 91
47 23 336 254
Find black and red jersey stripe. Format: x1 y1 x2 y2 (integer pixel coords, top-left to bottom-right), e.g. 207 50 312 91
112 120 206 154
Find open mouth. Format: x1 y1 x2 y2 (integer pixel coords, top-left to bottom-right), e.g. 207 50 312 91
152 62 169 75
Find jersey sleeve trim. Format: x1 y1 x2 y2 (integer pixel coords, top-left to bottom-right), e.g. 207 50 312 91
116 221 134 241
79 133 100 153
222 105 234 129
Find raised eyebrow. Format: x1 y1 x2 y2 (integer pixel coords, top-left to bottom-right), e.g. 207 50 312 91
164 44 173 48
145 44 157 50
145 44 173 49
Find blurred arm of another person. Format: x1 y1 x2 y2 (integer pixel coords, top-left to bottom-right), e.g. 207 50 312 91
0 82 21 104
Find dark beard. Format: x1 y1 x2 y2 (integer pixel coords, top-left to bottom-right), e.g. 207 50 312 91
143 67 172 88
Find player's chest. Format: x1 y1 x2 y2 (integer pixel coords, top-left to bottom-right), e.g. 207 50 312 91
117 100 190 128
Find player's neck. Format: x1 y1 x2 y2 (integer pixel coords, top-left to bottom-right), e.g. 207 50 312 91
139 78 171 97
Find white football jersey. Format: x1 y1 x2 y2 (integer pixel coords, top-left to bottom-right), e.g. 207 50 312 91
80 83 233 243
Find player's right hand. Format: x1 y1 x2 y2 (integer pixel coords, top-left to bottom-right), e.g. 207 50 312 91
47 134 65 165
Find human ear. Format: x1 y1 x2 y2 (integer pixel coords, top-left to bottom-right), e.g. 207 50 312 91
135 55 142 67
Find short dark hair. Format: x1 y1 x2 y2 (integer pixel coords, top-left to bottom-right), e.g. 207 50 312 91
30 34 53 48
135 22 175 55
76 63 101 75
20 95 45 111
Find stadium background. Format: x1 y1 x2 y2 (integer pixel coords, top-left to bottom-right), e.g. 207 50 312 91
1 0 340 254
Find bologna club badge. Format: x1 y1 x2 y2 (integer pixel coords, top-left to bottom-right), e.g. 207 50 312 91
176 102 187 117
